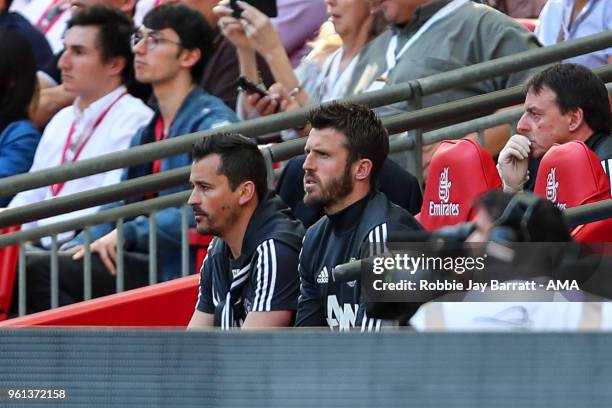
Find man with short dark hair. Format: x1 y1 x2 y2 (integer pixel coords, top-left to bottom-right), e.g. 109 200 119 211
26 4 238 312
187 133 304 329
347 0 541 177
9 4 153 244
497 63 612 192
295 102 422 331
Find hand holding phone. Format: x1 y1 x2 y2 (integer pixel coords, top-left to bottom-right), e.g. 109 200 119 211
237 76 268 97
230 0 278 18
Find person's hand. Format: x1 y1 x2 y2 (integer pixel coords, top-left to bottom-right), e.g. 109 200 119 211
269 82 305 113
72 229 120 275
214 1 251 51
497 134 531 192
233 0 284 58
247 92 281 116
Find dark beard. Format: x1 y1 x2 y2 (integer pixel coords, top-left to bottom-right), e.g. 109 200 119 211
303 168 353 208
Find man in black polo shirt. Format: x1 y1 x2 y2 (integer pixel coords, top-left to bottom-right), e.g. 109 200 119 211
295 102 422 331
498 63 612 192
187 133 305 329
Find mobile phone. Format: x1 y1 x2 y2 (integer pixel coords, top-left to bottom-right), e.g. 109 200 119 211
237 76 269 97
230 0 278 18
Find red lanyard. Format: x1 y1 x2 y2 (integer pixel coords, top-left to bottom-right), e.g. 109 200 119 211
35 0 68 35
50 92 127 196
151 116 168 175
154 0 163 7
144 116 169 200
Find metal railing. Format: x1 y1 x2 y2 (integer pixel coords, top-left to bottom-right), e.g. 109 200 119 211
1 31 612 317
0 31 611 198
1 70 611 232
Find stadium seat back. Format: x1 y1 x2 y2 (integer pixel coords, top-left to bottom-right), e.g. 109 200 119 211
189 229 213 272
533 141 612 242
417 139 502 231
0 226 20 321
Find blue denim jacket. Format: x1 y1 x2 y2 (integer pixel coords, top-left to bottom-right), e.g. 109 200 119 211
0 120 41 207
67 88 239 280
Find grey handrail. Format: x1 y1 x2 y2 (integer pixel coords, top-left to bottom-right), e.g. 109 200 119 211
0 191 189 247
565 199 612 228
1 77 611 230
0 192 610 248
1 31 611 197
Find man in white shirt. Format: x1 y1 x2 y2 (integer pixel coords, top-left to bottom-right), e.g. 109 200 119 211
8 4 153 245
24 4 238 312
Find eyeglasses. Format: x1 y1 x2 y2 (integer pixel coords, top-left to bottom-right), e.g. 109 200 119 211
130 30 182 51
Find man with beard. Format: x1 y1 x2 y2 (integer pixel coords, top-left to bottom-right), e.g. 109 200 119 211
295 102 422 331
187 133 305 329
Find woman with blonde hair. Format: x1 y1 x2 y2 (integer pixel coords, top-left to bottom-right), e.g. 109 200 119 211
215 0 387 137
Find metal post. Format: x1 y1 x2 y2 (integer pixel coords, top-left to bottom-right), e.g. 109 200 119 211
83 227 92 300
261 147 276 190
18 242 26 316
181 206 189 277
511 120 518 137
116 219 125 293
477 129 485 146
50 235 59 309
149 210 157 285
411 84 424 185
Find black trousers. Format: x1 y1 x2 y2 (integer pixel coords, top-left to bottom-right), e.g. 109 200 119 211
24 251 150 312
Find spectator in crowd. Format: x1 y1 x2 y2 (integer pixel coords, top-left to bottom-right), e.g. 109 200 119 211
0 29 41 206
345 0 541 178
216 0 386 132
216 0 422 227
33 0 141 129
484 0 546 18
187 133 305 329
8 5 153 245
294 102 422 331
497 63 612 193
0 0 53 68
25 4 238 312
161 0 273 111
17 0 71 53
537 0 612 69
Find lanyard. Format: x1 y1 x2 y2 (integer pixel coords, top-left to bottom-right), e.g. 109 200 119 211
144 116 170 200
50 92 127 196
151 116 168 175
35 0 68 35
318 49 359 102
381 0 468 80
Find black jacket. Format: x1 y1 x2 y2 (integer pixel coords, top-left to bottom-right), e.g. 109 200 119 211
295 192 422 331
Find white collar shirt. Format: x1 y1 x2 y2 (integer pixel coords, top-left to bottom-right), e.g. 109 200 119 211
9 85 154 245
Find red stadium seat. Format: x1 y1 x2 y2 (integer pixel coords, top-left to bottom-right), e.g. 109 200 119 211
416 139 502 231
0 226 20 321
189 228 213 272
533 141 612 242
